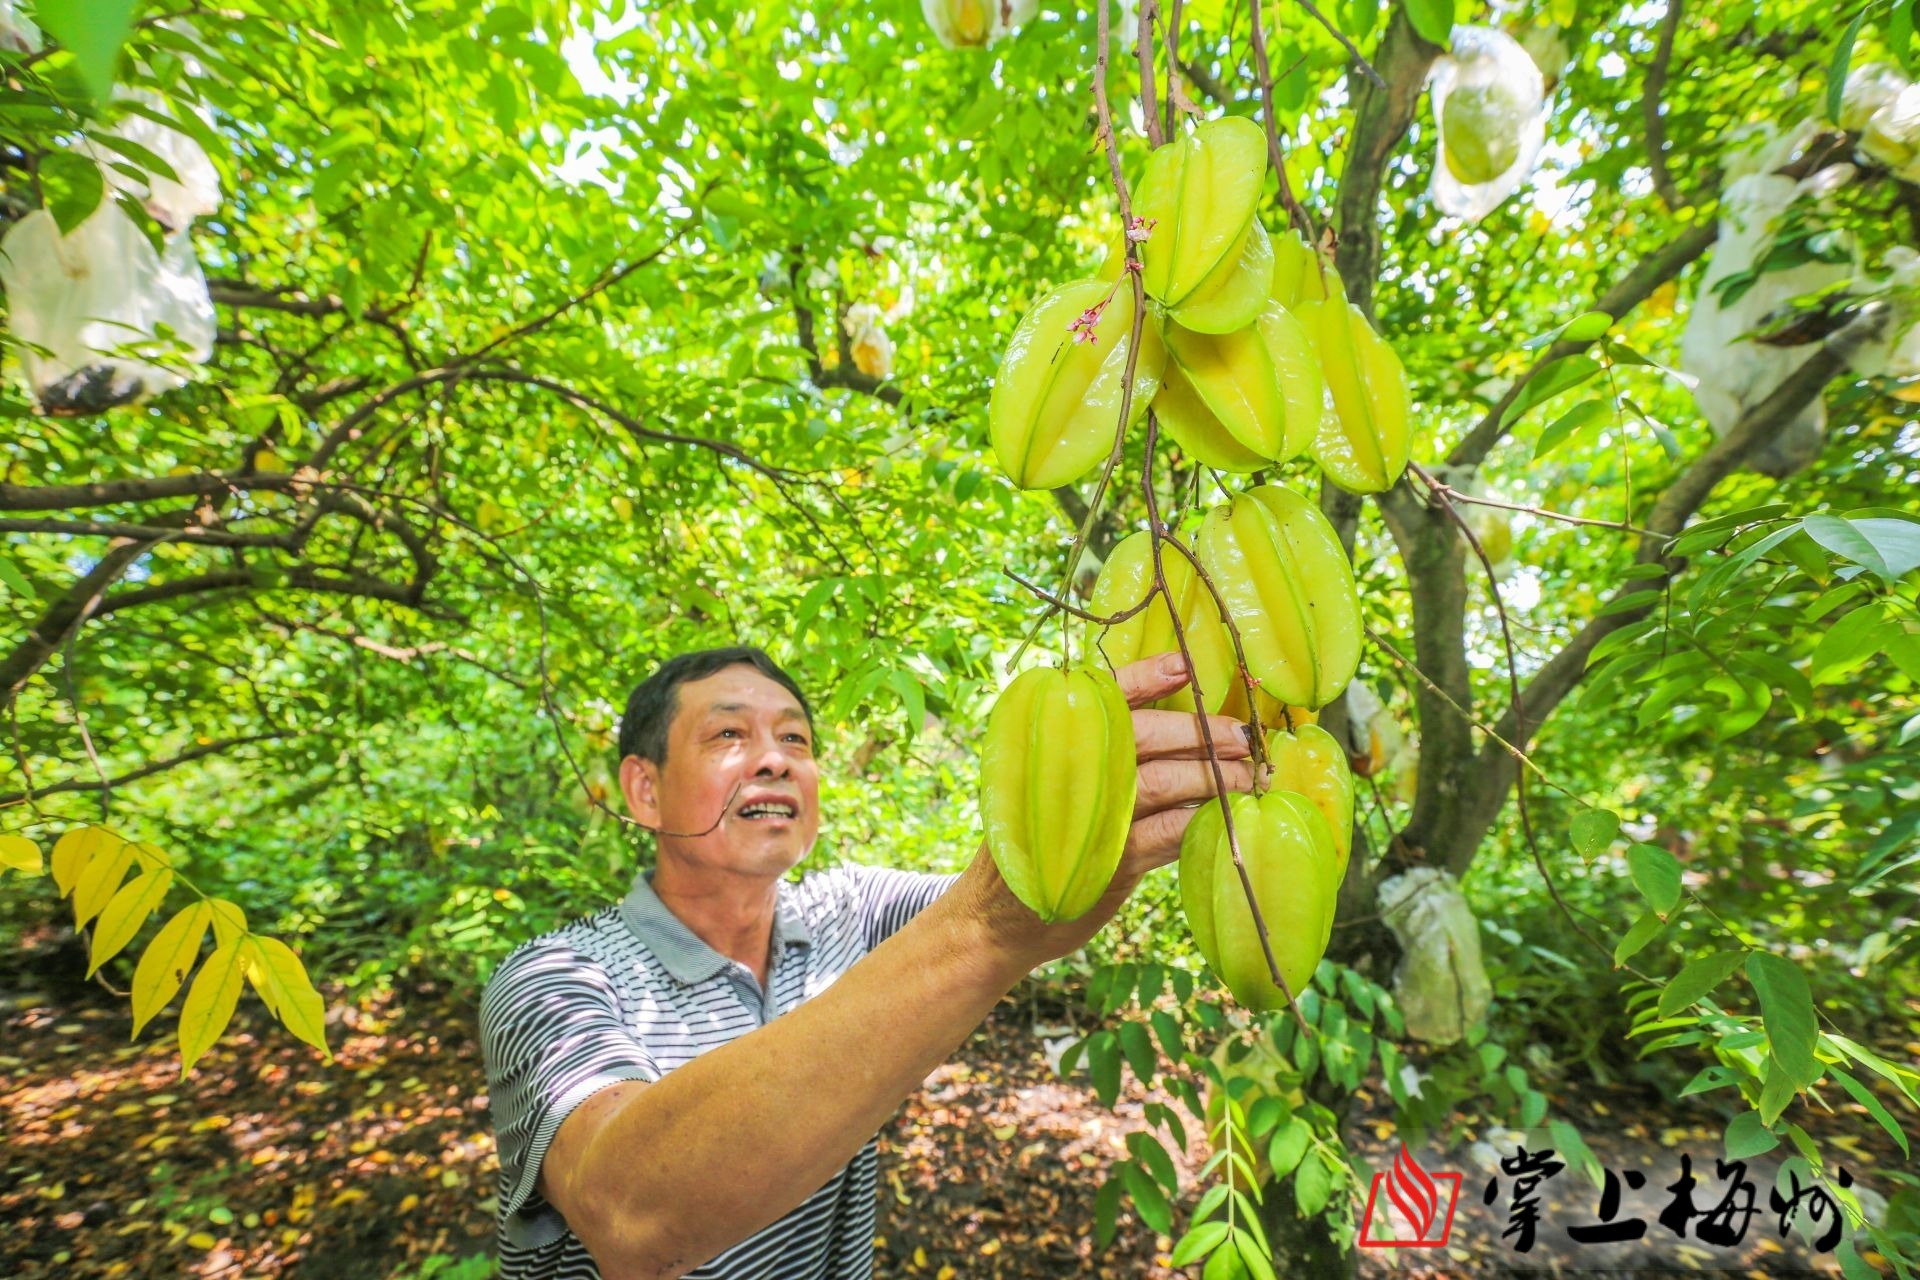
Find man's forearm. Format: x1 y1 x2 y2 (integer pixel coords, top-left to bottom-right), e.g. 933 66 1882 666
563 851 1045 1279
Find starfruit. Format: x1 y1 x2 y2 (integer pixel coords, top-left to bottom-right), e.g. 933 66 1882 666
1219 679 1315 730
1156 308 1324 469
1194 484 1362 710
1133 117 1269 332
1179 789 1341 1011
979 666 1138 922
1089 531 1234 714
1296 296 1412 494
990 279 1166 491
1265 723 1354 876
1270 230 1333 309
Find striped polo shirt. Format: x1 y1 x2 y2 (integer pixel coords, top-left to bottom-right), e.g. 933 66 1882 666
479 861 961 1280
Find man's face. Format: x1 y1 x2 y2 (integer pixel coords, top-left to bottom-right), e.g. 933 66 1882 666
620 664 821 879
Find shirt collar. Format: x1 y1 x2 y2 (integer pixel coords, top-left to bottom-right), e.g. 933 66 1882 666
620 868 813 985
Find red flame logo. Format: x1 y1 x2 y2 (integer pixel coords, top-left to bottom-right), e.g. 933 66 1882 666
1385 1144 1440 1240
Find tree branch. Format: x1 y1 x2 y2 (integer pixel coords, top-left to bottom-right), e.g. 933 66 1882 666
0 539 155 708
1331 11 1441 316
1441 306 1890 874
1642 0 1688 212
0 733 289 807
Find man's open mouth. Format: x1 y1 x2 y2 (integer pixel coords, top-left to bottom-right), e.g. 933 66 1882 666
737 801 799 821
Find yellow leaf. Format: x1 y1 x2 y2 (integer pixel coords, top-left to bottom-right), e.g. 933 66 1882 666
0 833 43 875
88 868 175 977
133 901 212 1039
128 841 173 870
187 1231 217 1250
242 935 330 1060
177 940 246 1078
72 837 136 928
51 826 118 896
208 898 248 948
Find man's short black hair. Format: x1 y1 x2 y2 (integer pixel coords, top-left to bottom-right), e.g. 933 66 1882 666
616 646 814 767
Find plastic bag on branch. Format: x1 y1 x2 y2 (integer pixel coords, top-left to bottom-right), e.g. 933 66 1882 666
1846 247 1920 381
1839 62 1911 134
1678 129 1860 478
1428 25 1548 223
921 0 1036 49
841 301 894 380
1378 868 1492 1046
0 204 216 415
80 90 222 233
1860 82 1920 183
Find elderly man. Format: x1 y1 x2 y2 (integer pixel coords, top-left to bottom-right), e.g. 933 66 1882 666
480 645 1256 1279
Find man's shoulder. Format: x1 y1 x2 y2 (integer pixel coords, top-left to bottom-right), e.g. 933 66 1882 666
480 903 628 1014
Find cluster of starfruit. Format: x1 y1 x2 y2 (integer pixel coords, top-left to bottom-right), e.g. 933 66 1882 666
978 117 1399 1010
988 115 1413 497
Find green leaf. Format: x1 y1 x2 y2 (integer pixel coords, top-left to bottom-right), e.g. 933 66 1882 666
1268 1117 1310 1177
1746 953 1820 1087
1500 354 1603 429
40 149 106 234
1724 1111 1779 1160
1803 513 1892 580
1151 1008 1184 1062
1534 398 1611 460
1679 1065 1740 1097
1829 1067 1909 1157
1119 1019 1158 1086
1657 951 1748 1018
1121 1160 1173 1237
1809 602 1885 685
1089 1031 1121 1106
1758 1055 1798 1126
1293 1149 1335 1216
885 670 925 743
36 0 140 101
1403 0 1454 46
1093 1175 1122 1247
1827 7 1872 124
1170 1221 1230 1267
1128 1129 1180 1196
0 556 37 600
1570 808 1620 859
1547 1119 1605 1189
1615 911 1666 966
1627 843 1684 916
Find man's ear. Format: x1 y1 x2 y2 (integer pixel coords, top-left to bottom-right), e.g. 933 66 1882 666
619 754 663 828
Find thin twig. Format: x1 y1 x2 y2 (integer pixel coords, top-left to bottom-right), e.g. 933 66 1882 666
1642 0 1688 212
1247 0 1314 235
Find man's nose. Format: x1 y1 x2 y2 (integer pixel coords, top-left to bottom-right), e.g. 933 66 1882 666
750 733 791 776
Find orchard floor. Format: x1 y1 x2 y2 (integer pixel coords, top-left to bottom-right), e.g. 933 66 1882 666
0 934 1905 1279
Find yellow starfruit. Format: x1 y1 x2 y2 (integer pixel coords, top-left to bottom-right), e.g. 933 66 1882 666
1179 789 1342 1011
1265 723 1355 876
1133 117 1268 327
1194 484 1363 710
1270 230 1334 309
990 279 1166 490
1296 296 1412 494
1155 307 1324 468
1090 531 1234 714
980 666 1138 922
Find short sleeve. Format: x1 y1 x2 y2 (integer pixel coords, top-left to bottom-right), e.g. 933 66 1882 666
849 866 963 949
479 937 660 1233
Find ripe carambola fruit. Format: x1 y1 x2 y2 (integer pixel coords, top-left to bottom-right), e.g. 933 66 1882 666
1442 81 1527 185
1195 484 1362 710
1089 531 1233 715
1265 723 1354 876
1179 790 1341 1012
1218 680 1315 729
1133 117 1268 331
980 666 1138 922
1155 308 1325 470
990 279 1166 491
1270 230 1333 309
1296 296 1412 494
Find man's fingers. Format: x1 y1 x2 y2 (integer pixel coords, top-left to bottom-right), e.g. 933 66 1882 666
1132 708 1254 761
1123 804 1203 872
1115 652 1192 709
1134 759 1258 819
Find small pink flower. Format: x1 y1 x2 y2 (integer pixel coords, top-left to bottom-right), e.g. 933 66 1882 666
1123 258 1143 275
1069 301 1108 343
1125 215 1158 244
